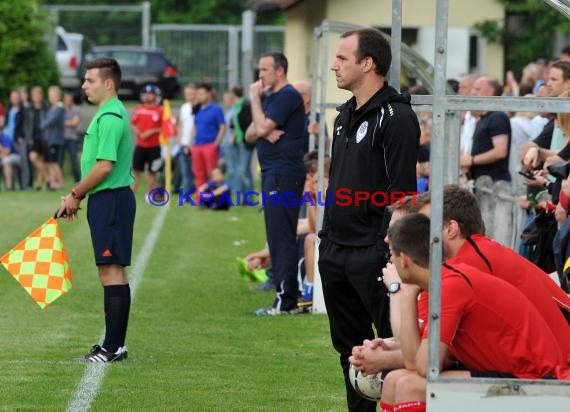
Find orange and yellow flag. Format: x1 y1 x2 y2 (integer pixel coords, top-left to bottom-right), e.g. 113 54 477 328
159 98 176 145
0 217 72 309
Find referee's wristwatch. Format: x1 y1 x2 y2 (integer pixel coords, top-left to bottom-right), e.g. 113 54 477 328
387 281 401 295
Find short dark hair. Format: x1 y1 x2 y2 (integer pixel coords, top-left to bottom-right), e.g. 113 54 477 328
84 57 121 92
443 185 485 237
261 51 288 75
387 213 431 267
550 60 570 81
408 185 485 237
562 45 570 56
198 83 213 92
341 28 391 77
231 84 244 98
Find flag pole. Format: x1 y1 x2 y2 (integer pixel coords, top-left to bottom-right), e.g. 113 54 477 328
161 99 174 207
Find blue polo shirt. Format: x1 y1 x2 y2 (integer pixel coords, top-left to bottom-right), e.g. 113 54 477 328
257 84 306 177
194 102 225 146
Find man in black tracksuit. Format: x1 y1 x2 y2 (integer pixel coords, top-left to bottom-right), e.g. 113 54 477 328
319 28 420 411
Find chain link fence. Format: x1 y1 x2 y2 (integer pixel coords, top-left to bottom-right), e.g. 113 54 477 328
151 24 284 93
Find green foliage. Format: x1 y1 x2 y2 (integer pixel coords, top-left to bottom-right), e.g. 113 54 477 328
0 0 59 104
474 0 570 76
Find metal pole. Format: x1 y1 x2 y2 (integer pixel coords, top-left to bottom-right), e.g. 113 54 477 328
390 0 402 91
309 27 321 153
427 0 449 382
316 23 330 232
241 10 257 97
228 26 239 89
142 1 151 47
444 110 460 184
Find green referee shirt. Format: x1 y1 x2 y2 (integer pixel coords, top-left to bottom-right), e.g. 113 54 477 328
81 97 134 194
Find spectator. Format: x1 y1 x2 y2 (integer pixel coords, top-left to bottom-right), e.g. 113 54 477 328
560 45 570 62
299 155 330 306
16 86 29 109
236 247 271 284
293 80 330 154
460 76 511 182
219 88 238 176
24 86 49 190
0 101 5 130
177 84 197 194
509 102 533 183
528 83 551 139
318 28 420 412
41 85 65 190
197 167 231 210
225 85 255 195
292 80 312 153
191 83 226 200
61 91 81 183
5 89 26 189
0 132 21 190
245 51 307 316
521 62 570 171
131 84 163 195
458 74 478 182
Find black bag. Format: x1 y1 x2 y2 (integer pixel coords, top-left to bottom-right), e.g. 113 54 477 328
521 210 557 273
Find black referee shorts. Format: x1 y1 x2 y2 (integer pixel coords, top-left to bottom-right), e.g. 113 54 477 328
87 187 136 266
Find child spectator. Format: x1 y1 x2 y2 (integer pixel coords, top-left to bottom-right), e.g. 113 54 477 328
198 167 231 210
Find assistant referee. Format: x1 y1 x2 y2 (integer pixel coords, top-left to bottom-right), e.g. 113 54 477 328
58 57 136 363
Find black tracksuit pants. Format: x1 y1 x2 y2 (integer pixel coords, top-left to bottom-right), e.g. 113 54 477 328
319 236 392 412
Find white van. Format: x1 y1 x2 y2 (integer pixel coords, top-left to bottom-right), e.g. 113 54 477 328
55 26 84 93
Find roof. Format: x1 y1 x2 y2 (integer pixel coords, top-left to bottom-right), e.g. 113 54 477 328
247 0 304 11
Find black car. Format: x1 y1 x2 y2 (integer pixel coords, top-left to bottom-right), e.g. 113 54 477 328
85 46 181 99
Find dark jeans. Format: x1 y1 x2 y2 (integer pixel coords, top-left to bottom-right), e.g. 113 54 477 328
318 237 391 412
177 150 194 193
261 173 304 311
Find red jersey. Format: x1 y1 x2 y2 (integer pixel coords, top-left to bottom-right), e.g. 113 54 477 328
446 234 570 360
420 262 566 379
131 103 162 148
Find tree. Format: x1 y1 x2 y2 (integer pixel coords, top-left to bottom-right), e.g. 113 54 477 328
474 0 570 77
0 0 59 104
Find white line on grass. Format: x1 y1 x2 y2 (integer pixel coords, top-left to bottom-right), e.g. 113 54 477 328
66 206 168 412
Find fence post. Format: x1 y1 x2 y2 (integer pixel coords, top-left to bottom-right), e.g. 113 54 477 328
241 10 256 97
142 1 151 48
492 180 515 246
475 176 495 239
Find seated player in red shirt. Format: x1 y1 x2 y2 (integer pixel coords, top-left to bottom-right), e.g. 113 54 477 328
378 213 569 412
417 185 570 361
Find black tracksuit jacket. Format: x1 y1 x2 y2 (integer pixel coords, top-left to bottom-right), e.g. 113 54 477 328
320 84 420 247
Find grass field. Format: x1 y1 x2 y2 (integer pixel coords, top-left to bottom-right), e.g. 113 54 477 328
0 188 345 411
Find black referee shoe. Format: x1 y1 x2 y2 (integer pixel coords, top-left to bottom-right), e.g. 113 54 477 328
83 345 128 363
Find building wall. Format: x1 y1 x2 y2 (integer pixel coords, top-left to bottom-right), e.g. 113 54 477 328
282 0 506 136
284 0 505 82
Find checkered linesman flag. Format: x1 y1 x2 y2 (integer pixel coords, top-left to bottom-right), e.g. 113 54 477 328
1 217 72 308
